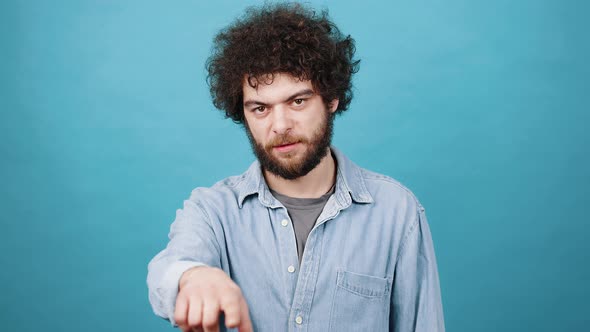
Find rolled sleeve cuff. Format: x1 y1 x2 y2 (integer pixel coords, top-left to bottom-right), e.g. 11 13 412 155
159 261 209 327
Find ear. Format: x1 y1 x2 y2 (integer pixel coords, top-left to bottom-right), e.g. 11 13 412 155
328 99 339 113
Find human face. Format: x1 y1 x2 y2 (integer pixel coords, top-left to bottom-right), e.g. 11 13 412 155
242 73 338 180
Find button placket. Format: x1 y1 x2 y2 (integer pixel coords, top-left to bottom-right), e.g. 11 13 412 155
279 214 298 272
295 315 303 325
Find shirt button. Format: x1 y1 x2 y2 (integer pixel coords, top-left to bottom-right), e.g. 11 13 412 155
287 265 295 273
295 316 303 324
281 219 288 227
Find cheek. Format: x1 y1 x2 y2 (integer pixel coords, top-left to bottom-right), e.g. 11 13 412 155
246 122 268 143
304 115 323 132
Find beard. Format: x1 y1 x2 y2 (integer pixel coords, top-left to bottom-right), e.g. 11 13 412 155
245 111 334 180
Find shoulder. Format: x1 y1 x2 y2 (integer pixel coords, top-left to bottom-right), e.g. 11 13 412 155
332 147 423 212
356 166 429 249
358 167 424 213
187 172 249 211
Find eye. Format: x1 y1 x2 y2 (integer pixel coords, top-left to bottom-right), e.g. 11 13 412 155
293 98 304 105
253 106 266 113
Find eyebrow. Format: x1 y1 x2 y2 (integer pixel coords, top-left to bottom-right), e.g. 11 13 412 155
243 89 315 108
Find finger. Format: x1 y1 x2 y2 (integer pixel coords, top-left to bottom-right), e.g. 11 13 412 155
220 294 242 328
202 299 220 332
237 297 253 332
174 293 189 327
187 296 204 328
191 327 204 332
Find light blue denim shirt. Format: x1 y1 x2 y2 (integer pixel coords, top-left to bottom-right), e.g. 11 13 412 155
147 147 445 331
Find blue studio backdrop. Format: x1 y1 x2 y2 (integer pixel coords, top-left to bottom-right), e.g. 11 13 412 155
1 0 588 331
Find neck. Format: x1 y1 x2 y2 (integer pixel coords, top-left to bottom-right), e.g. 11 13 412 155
264 148 336 198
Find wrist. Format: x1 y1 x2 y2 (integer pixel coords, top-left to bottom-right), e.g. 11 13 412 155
179 266 204 289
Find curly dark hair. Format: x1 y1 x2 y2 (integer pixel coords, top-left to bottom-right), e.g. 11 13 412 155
206 3 360 124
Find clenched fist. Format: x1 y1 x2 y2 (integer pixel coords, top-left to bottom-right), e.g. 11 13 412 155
175 266 253 332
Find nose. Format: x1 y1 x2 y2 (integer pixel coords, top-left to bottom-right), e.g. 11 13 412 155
271 105 293 135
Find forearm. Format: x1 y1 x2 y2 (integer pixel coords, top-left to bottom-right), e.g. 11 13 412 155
147 194 222 326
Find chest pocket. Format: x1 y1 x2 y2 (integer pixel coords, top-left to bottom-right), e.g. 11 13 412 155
329 270 392 332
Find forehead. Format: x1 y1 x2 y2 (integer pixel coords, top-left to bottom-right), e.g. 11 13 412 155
242 73 314 103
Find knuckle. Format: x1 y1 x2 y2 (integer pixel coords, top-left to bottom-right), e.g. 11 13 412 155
219 293 241 310
189 294 203 303
226 283 242 295
224 292 240 303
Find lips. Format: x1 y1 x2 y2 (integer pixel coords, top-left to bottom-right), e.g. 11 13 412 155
276 142 297 148
273 141 300 153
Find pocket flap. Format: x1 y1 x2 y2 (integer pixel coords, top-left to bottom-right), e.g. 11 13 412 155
336 270 391 298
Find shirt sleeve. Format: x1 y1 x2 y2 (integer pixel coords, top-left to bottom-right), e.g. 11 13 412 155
146 190 222 327
390 206 445 332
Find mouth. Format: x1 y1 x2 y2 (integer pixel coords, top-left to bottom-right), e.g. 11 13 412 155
273 142 300 153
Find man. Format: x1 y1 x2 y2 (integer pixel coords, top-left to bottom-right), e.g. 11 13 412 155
147 3 444 332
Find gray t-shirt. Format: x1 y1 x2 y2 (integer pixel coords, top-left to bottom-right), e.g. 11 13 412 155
270 185 335 264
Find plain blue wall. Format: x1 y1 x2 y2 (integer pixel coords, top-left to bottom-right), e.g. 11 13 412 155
1 0 588 331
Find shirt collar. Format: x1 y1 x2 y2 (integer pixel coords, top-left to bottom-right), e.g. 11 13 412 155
236 146 374 208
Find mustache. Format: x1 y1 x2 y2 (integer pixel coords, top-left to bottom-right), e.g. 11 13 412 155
265 134 308 149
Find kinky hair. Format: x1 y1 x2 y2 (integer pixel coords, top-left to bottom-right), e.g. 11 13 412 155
206 3 360 124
